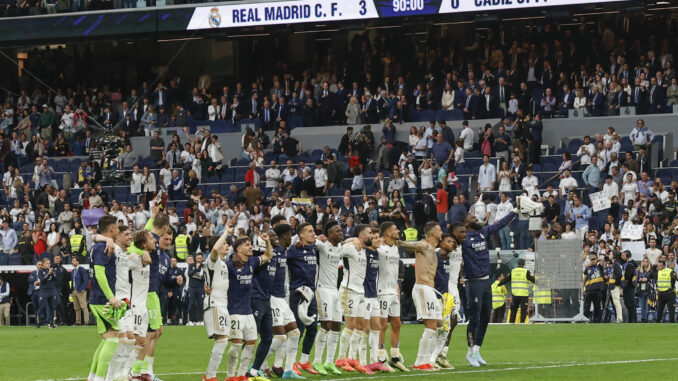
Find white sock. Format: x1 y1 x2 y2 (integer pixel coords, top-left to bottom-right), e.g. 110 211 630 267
337 328 353 360
124 345 142 375
390 347 401 361
378 348 388 362
415 328 436 366
324 330 340 365
348 329 361 360
206 339 228 379
442 346 449 356
358 331 368 365
268 335 287 368
94 376 104 381
473 345 480 353
467 346 474 356
88 372 96 381
299 353 309 364
107 340 133 380
369 331 380 364
314 328 328 364
237 344 255 376
284 329 300 372
430 329 447 363
227 342 242 377
144 356 154 375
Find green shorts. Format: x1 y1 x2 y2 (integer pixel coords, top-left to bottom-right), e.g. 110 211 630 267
91 304 119 335
147 292 163 331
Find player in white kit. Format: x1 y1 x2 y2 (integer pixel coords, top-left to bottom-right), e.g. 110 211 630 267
376 222 408 372
439 225 466 367
335 224 371 374
202 229 232 381
311 221 344 376
127 230 156 381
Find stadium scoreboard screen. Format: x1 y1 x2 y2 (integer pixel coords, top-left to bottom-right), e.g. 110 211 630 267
188 0 625 29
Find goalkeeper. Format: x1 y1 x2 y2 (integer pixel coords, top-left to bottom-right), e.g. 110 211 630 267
86 215 123 381
429 233 460 369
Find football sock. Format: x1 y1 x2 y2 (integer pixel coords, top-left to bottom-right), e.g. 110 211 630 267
205 339 228 379
348 329 361 360
313 328 328 363
358 331 368 365
95 338 119 379
226 342 243 378
284 329 300 372
337 328 353 360
369 331 380 364
268 335 286 368
238 344 255 376
325 330 340 364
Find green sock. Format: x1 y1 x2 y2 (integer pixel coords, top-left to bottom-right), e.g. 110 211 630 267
95 338 119 378
88 340 105 377
132 359 145 375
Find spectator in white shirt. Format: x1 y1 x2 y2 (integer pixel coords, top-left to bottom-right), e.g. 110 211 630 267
459 121 475 152
478 155 496 191
265 161 281 189
629 119 654 149
159 161 172 191
602 175 619 200
130 165 143 195
576 135 595 165
559 168 579 195
283 167 297 184
313 161 328 195
495 193 514 249
387 170 405 193
521 167 539 198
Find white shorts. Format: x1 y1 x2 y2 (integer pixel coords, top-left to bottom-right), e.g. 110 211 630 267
363 297 380 319
412 284 442 321
119 309 134 333
204 305 230 338
271 296 296 327
341 288 364 318
132 308 148 338
230 314 257 341
316 287 342 322
378 294 401 318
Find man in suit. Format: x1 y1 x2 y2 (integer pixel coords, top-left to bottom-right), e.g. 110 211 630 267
648 77 665 114
610 84 628 115
121 114 137 136
317 82 335 125
349 82 362 104
496 77 509 114
153 83 169 109
588 87 604 117
619 63 633 84
248 93 261 119
517 82 531 112
482 86 498 119
70 256 89 326
647 50 662 79
334 81 348 124
288 92 302 118
361 93 378 123
274 96 288 128
559 84 575 117
462 88 474 120
338 126 354 156
260 100 275 131
371 171 390 194
120 101 133 121
469 87 482 119
99 106 117 128
631 78 648 114
455 80 467 109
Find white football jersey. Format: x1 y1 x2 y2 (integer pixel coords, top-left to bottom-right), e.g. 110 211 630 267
315 240 342 290
377 243 400 296
340 242 366 294
128 251 150 308
204 255 229 309
114 245 131 300
448 246 463 286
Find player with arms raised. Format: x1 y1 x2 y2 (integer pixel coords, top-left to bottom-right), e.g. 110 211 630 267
396 221 443 371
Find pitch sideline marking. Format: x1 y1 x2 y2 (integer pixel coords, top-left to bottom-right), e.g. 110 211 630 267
39 357 678 381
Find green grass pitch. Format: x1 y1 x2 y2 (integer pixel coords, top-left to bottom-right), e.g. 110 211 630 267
3 323 677 380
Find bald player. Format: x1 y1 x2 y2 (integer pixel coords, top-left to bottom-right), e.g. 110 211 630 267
396 221 444 371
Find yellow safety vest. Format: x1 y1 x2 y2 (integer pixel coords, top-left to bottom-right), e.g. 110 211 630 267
533 286 552 304
511 267 530 297
175 234 189 260
70 235 83 254
491 280 506 309
404 228 418 242
657 269 673 292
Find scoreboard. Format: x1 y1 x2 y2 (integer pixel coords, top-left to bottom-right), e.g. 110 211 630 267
187 0 626 30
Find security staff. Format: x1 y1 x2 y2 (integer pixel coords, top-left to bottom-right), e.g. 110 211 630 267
403 225 419 241
70 229 86 262
533 277 553 318
583 255 605 323
621 251 637 323
606 252 624 323
174 229 190 261
499 258 535 323
187 253 205 325
654 261 677 323
165 257 185 325
490 273 507 323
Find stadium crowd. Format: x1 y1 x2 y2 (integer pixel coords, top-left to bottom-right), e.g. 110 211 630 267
0 16 677 332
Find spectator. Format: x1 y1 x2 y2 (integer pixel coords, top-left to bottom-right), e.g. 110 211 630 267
570 194 591 240
0 274 9 325
478 155 496 192
630 119 653 151
149 130 165 165
582 156 601 191
0 219 17 265
559 168 578 196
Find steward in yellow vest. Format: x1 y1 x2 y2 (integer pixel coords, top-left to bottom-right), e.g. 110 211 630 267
70 232 86 260
175 233 190 260
491 273 508 323
403 227 418 242
499 258 535 323
654 261 677 323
